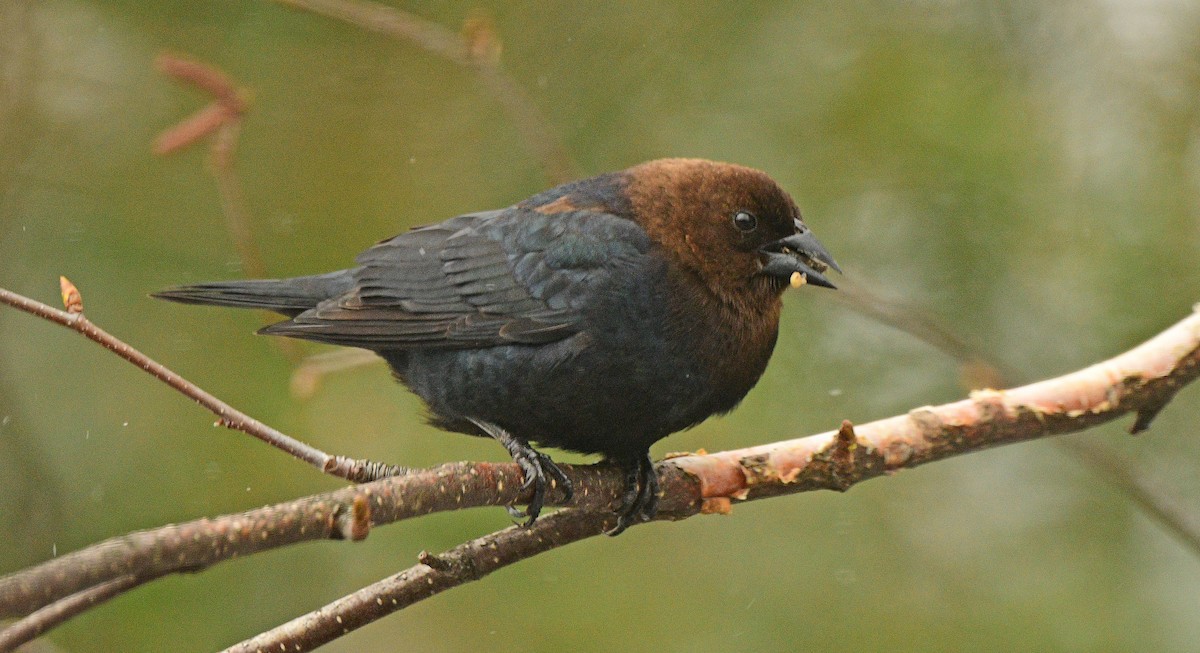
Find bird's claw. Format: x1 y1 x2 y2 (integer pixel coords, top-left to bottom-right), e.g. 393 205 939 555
512 450 548 526
607 454 658 536
469 417 571 527
508 450 573 525
536 450 574 503
504 504 527 521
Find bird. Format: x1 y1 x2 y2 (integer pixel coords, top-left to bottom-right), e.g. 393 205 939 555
154 158 840 534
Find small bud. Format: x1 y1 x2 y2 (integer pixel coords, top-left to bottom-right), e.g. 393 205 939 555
59 276 83 314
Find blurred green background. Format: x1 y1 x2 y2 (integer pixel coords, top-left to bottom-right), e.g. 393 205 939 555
3 1 1200 651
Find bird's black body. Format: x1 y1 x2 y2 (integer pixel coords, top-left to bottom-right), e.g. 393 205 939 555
156 159 840 533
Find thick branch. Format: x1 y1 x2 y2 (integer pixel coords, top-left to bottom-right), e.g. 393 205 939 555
670 303 1200 503
0 462 555 620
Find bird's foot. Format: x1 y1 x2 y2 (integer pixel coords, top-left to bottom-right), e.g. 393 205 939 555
607 453 658 536
469 418 573 526
507 449 575 525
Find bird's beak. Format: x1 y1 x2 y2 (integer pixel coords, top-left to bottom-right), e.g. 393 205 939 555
759 225 842 290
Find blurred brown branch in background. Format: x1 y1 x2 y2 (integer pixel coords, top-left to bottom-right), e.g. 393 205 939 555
829 278 1014 390
263 0 588 389
271 0 579 186
153 54 263 276
174 0 588 390
1059 438 1200 560
154 52 308 359
289 348 379 398
1 280 1197 650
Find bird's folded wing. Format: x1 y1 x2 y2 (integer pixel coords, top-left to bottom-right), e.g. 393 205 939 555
259 208 650 349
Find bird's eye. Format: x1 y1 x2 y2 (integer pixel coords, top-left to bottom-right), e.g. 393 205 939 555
732 211 758 232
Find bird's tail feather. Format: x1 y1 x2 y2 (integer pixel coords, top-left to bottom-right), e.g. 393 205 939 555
153 271 352 317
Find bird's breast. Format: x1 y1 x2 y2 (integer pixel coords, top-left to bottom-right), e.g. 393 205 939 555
665 290 782 416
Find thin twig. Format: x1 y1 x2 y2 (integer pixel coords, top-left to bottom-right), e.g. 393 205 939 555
270 0 578 184
0 575 147 653
0 285 400 482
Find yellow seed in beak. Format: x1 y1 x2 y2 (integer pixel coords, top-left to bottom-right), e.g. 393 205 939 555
789 271 806 288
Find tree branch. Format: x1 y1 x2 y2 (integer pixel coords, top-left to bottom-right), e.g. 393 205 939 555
222 509 614 653
0 461 552 621
221 302 1200 650
154 52 311 360
0 285 402 483
2 289 1197 647
0 575 149 652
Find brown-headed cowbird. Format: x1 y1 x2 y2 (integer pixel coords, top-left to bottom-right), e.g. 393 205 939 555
155 158 839 534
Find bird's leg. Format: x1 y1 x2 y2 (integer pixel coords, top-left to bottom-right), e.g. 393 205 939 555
636 454 660 519
607 452 659 536
467 417 572 525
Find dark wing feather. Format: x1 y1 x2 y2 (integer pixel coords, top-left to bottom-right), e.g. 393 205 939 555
259 208 650 349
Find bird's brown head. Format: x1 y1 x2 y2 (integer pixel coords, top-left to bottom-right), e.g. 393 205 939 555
623 158 840 307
